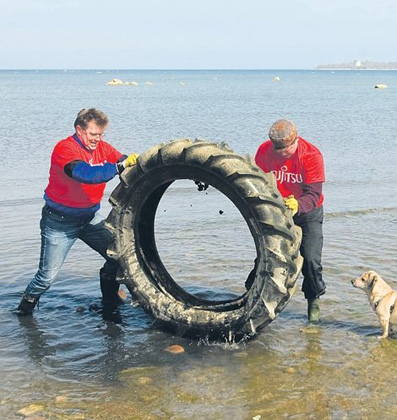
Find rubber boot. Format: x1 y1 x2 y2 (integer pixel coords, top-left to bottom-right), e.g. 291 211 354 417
17 295 38 316
100 268 123 305
307 298 320 323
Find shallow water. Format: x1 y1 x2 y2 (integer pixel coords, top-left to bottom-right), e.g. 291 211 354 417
0 70 396 419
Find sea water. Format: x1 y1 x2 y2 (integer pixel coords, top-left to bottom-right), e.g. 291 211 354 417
0 69 396 419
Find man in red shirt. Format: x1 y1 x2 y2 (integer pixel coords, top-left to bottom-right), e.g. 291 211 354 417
17 108 138 315
255 119 326 323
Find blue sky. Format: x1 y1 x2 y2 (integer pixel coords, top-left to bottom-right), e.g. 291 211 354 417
1 0 396 69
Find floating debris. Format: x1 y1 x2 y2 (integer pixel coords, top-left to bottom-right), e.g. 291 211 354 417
219 210 224 215
89 303 100 312
164 344 185 354
274 76 280 81
145 81 153 85
179 82 185 85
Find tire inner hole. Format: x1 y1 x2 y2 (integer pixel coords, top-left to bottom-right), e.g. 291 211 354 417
154 180 256 301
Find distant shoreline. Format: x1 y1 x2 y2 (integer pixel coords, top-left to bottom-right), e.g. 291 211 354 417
317 60 397 70
317 68 397 71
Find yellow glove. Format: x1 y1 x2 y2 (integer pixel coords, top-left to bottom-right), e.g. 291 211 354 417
123 153 139 168
284 195 298 216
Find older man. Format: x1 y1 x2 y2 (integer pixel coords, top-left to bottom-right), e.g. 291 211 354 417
17 108 138 315
255 119 326 323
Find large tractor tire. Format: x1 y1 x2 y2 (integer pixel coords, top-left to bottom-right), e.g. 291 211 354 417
105 139 303 341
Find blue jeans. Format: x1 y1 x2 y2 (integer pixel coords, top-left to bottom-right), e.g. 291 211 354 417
24 205 118 299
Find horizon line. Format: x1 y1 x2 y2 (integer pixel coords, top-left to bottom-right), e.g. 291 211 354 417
0 67 317 71
2 67 396 72
0 67 397 72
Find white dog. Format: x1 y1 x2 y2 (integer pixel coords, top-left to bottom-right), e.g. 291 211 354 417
352 271 397 338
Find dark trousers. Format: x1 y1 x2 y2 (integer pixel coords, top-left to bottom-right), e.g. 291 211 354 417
294 205 326 300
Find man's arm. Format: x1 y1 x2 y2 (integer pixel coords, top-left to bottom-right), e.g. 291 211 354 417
297 182 322 214
64 155 128 184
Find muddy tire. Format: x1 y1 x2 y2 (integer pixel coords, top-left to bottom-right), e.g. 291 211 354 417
106 139 303 341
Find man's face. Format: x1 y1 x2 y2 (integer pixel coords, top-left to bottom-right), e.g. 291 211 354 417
273 138 299 158
76 121 106 151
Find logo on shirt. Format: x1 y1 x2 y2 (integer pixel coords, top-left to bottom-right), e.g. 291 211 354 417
272 166 303 184
89 158 107 166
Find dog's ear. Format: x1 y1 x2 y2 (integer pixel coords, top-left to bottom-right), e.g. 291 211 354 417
368 273 379 289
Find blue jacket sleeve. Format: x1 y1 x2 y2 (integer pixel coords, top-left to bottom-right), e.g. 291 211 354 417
64 160 118 184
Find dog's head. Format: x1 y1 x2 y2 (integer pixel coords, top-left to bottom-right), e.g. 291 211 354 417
351 270 380 290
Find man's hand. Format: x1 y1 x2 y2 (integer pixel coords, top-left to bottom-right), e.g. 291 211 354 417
123 153 139 168
284 195 298 216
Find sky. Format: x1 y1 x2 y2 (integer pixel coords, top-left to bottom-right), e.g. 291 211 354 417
1 0 397 69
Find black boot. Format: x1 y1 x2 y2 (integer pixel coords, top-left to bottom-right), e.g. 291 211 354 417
99 268 123 305
307 298 320 323
17 295 38 316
